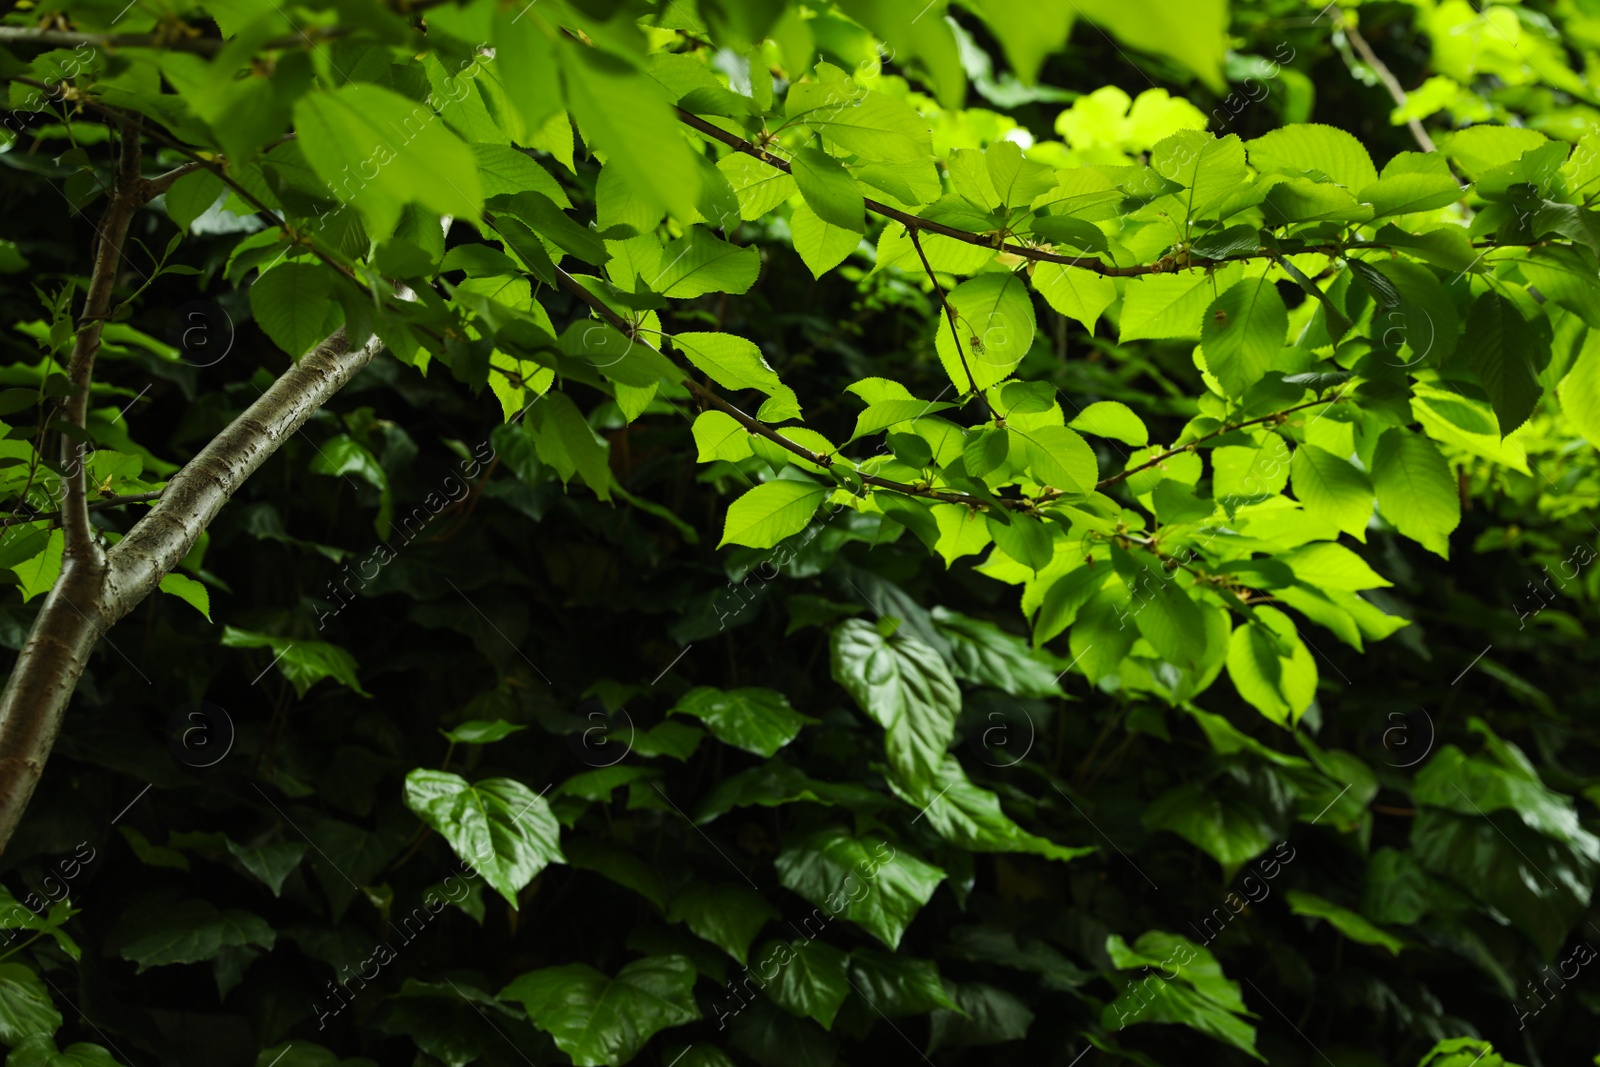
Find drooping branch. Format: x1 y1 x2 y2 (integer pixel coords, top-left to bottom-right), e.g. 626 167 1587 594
674 108 1532 273
547 265 1023 512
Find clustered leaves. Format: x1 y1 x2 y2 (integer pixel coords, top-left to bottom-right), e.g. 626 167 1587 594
4 0 1600 1064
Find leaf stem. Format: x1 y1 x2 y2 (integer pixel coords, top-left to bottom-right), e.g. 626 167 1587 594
905 224 991 420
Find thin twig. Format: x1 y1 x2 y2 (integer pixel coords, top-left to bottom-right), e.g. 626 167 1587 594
906 224 990 419
1 492 164 531
0 1 457 56
60 115 143 561
546 264 1023 511
1093 395 1341 491
1339 16 1437 153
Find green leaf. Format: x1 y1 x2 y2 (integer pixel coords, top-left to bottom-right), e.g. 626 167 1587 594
473 143 570 206
1032 263 1116 332
1439 125 1548 177
1277 542 1391 591
718 153 799 220
751 938 850 1028
774 827 945 949
1069 400 1148 446
157 572 211 621
795 89 934 161
790 201 861 276
220 627 369 697
935 273 1037 391
652 228 760 298
1226 605 1316 725
1201 276 1288 397
987 511 1053 571
11 529 62 604
1150 129 1248 222
528 391 612 501
249 264 340 360
1247 123 1377 190
441 720 528 744
1120 270 1215 341
931 606 1064 697
719 480 829 549
849 398 953 442
1102 932 1262 1059
671 332 783 396
402 770 565 907
225 838 308 897
113 898 275 971
1411 803 1596 960
667 883 779 965
669 686 814 757
1558 328 1600 447
1373 259 1460 364
491 10 562 136
848 948 960 1015
1289 444 1373 541
293 83 482 239
307 433 392 537
164 168 223 232
791 147 865 232
1033 562 1110 646
1111 546 1209 671
1358 152 1463 218
1071 0 1228 92
1371 429 1460 558
887 755 1093 863
929 981 1034 1052
8 1036 125 1067
966 0 1074 85
1519 245 1600 329
1284 890 1403 954
498 191 609 265
561 48 699 221
1016 425 1097 494
1143 783 1277 880
120 826 189 871
502 955 700 1067
830 618 960 787
1213 435 1290 506
0 964 61 1045
1463 290 1551 436
1261 176 1372 224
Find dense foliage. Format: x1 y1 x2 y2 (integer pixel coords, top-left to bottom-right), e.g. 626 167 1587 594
4 0 1600 1064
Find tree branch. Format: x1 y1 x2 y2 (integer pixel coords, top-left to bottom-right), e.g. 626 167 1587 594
106 329 386 612
145 160 209 197
1338 16 1437 153
906 225 990 419
1092 395 1342 490
0 329 385 856
0 492 164 531
546 265 1024 511
61 116 141 563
